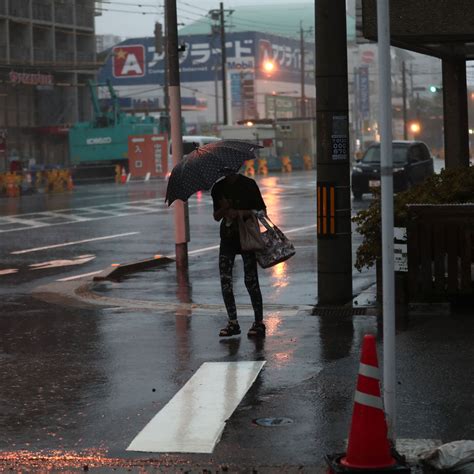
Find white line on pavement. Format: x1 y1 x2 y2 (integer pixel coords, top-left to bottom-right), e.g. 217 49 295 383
285 224 317 234
0 268 19 276
55 222 316 282
11 232 140 254
127 361 266 453
57 270 104 281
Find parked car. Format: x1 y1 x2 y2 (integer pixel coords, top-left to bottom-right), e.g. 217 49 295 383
351 140 435 199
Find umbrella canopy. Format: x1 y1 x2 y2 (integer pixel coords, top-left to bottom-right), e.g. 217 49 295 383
165 140 262 205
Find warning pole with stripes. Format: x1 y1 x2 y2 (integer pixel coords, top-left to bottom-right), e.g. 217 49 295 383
315 0 353 305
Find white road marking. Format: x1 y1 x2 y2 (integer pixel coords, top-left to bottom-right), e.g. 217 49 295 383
285 224 317 234
30 255 96 270
11 232 140 255
0 269 18 276
0 200 207 234
127 361 265 453
57 270 104 281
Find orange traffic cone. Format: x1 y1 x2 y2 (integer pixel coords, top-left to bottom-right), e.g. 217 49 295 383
325 334 410 473
120 166 127 184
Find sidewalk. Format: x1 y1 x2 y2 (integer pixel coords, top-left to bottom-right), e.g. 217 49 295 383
30 247 474 471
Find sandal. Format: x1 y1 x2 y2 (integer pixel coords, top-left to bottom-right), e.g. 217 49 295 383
247 322 266 338
219 321 241 337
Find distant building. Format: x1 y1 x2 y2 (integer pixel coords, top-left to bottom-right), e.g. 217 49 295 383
0 0 98 171
96 34 124 53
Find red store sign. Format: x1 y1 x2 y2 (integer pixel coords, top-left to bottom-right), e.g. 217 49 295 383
9 70 53 86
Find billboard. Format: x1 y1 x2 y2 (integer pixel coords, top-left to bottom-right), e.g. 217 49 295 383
98 32 314 86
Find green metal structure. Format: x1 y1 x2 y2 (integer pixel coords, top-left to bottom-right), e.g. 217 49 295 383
69 80 165 166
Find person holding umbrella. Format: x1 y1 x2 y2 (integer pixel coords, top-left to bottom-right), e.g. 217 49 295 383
212 171 267 338
165 140 266 338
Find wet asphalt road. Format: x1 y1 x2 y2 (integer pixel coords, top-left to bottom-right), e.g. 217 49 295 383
0 170 472 472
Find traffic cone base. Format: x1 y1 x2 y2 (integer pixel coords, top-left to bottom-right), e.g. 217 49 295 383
326 453 411 473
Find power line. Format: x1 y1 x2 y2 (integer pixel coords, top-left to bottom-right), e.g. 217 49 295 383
95 7 158 14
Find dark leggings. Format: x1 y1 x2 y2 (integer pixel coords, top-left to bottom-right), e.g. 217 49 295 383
219 246 263 322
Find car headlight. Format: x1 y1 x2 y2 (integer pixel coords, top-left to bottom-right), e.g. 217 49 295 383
393 167 405 173
352 166 363 173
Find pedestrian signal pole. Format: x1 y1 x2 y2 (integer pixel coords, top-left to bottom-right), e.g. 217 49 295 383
315 0 353 305
166 0 189 270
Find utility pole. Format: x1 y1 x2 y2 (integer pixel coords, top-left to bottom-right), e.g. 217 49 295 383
300 21 306 118
315 0 353 305
220 2 228 125
156 14 169 134
166 0 189 270
209 4 233 125
402 61 407 140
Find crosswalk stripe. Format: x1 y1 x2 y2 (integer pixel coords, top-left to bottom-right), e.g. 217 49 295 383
11 232 140 254
127 361 266 453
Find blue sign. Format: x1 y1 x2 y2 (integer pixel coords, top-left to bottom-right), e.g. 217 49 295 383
98 32 314 86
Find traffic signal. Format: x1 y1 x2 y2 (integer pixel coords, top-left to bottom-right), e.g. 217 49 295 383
154 22 163 54
429 85 441 93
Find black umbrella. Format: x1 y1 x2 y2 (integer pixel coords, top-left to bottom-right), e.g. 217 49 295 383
165 140 262 205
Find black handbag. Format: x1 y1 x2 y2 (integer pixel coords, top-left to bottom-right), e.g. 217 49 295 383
255 214 295 268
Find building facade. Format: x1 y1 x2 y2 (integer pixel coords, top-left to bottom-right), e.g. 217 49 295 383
0 0 97 171
97 31 316 134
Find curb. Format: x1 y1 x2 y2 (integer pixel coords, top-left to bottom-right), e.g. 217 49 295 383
93 255 175 281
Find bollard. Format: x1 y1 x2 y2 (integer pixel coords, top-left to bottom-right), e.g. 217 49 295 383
115 164 121 184
244 159 255 177
257 158 268 176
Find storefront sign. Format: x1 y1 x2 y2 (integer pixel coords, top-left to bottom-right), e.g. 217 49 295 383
9 71 53 86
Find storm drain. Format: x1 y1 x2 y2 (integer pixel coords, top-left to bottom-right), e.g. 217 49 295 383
312 306 376 316
253 417 294 427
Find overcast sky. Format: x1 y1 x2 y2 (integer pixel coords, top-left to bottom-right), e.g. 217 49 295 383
95 0 299 38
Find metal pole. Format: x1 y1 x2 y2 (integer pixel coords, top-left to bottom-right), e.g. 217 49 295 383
315 0 353 305
402 61 407 140
162 5 170 134
166 0 189 270
220 2 228 125
377 0 396 440
300 21 306 118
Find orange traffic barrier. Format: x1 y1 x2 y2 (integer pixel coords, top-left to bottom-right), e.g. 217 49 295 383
67 171 74 191
281 155 292 173
303 154 312 170
115 164 121 183
257 158 268 176
6 173 18 197
244 159 255 177
326 334 409 473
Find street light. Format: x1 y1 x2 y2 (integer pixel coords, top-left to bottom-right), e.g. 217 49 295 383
409 121 421 134
262 60 276 75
